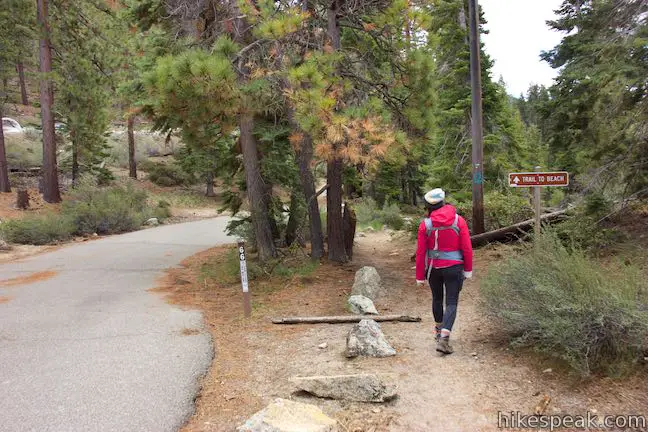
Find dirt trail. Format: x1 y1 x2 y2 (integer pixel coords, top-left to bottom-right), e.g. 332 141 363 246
160 232 647 432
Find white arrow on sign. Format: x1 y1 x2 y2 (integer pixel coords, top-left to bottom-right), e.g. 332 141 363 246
513 176 520 184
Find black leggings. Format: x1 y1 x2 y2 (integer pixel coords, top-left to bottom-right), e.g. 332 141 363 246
427 264 464 332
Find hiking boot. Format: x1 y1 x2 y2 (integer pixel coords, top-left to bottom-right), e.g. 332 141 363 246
436 337 454 355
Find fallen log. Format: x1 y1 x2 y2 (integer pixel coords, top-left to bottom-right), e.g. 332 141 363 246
470 208 572 247
272 314 421 325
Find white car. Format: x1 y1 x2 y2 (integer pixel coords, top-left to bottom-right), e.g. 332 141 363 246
2 117 23 134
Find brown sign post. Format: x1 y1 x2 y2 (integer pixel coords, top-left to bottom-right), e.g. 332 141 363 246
509 169 569 237
238 240 251 317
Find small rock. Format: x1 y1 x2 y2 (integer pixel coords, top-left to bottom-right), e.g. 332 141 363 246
318 343 328 349
542 368 553 374
92 233 98 237
644 356 648 362
347 295 378 315
237 398 337 432
145 217 159 226
350 267 382 300
290 374 397 403
388 252 399 256
0 239 12 251
357 232 366 238
371 408 381 414
346 319 396 358
470 352 477 357
224 394 237 401
590 408 597 414
532 391 541 397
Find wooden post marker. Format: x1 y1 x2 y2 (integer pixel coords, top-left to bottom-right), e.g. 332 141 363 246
508 169 569 238
238 239 251 317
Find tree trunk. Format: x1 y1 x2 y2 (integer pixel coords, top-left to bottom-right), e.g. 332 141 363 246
0 104 10 192
240 113 277 261
16 62 29 106
327 157 347 262
342 201 356 259
272 314 422 324
16 190 29 209
285 191 303 247
71 130 79 185
325 0 347 263
37 0 61 203
127 115 137 179
205 171 215 196
295 125 324 258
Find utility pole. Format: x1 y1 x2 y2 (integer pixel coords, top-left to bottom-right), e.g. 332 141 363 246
468 0 485 234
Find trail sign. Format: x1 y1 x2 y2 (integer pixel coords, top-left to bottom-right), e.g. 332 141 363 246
510 168 569 239
238 239 251 317
509 171 569 187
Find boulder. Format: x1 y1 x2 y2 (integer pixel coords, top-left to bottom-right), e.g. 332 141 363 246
291 374 397 403
346 319 396 358
350 266 381 300
0 240 11 251
237 398 337 432
145 217 159 226
347 295 378 315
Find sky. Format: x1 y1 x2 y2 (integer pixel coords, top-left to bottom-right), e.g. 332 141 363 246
479 0 566 97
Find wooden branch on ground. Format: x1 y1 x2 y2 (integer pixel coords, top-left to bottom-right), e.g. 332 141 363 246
470 208 572 247
271 314 421 324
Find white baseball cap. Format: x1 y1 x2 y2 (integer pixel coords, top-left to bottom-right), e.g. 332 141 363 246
424 188 445 204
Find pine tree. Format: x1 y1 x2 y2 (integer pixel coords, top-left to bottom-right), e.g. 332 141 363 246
541 0 648 193
37 0 61 203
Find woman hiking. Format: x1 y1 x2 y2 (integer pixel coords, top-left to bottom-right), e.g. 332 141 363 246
415 188 473 354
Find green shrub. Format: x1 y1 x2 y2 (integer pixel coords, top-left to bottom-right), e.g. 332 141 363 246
153 200 172 220
353 198 404 230
355 198 379 225
380 202 405 230
63 179 149 235
481 232 648 377
0 214 74 245
144 162 193 187
451 191 533 231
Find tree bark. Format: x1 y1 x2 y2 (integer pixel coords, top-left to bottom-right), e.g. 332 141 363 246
71 129 78 185
285 191 302 247
0 104 10 192
16 62 29 106
205 171 215 196
294 124 324 258
342 201 356 259
127 115 137 179
240 113 277 261
326 0 347 263
272 315 422 324
16 190 29 209
37 0 61 203
327 157 347 262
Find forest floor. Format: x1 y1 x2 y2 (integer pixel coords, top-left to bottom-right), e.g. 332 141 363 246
154 231 648 432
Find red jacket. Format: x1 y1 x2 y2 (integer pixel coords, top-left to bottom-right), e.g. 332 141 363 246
415 204 473 280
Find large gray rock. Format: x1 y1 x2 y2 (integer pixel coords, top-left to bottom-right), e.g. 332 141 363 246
346 319 396 358
237 398 337 432
350 266 381 300
347 295 378 315
0 239 11 251
291 374 397 403
144 217 159 226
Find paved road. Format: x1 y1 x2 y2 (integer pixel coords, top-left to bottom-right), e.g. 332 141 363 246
0 218 235 432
